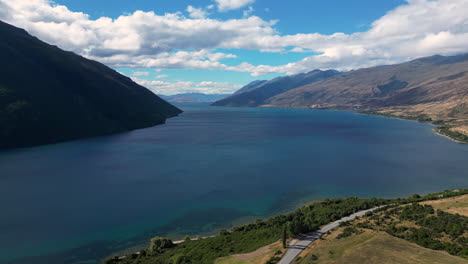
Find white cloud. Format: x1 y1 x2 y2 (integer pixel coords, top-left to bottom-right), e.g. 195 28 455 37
132 78 242 95
0 0 276 74
215 0 255 11
243 6 254 17
186 5 208 19
132 71 149 76
253 0 468 75
1 0 468 78
155 74 168 79
88 49 237 70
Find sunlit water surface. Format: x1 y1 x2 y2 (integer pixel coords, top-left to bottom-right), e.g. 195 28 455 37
1 103 467 264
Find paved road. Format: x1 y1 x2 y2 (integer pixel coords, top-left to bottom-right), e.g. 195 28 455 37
277 207 381 264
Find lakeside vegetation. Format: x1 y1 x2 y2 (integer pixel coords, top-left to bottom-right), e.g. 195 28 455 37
382 204 467 256
298 193 468 263
435 126 468 143
359 110 468 143
104 189 468 264
359 110 434 123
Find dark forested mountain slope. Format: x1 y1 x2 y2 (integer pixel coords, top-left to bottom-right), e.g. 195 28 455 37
0 21 182 148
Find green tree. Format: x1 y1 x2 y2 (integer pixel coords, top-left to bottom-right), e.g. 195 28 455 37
149 237 174 253
219 229 230 235
282 224 288 248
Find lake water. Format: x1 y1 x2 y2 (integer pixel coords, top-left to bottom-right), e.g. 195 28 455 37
1 103 467 264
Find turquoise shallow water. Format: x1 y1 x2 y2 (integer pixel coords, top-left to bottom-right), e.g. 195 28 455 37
0 103 467 264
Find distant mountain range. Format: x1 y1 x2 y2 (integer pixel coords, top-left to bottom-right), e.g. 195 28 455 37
212 70 340 107
213 54 468 141
0 20 182 148
160 93 230 103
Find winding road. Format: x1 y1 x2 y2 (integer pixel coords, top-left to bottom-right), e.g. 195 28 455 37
277 207 381 264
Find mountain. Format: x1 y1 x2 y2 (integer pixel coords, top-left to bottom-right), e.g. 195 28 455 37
231 80 268 95
215 54 468 141
160 93 230 103
0 20 182 149
211 70 341 107
266 54 468 111
265 54 468 138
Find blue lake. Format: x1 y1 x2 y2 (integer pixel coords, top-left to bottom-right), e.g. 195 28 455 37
1 103 467 264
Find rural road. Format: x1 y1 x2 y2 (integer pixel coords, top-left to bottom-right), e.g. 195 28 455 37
277 207 381 264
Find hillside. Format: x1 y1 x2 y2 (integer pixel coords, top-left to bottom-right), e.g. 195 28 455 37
232 80 268 95
297 194 468 264
0 21 182 149
160 93 230 103
214 54 468 142
266 55 468 117
212 70 340 107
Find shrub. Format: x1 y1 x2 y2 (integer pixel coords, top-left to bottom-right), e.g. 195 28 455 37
149 237 174 253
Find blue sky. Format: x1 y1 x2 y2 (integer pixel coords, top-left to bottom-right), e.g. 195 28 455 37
55 0 405 34
54 0 405 89
1 0 467 94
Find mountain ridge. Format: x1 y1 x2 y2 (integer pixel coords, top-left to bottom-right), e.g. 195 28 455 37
211 69 340 107
160 93 230 103
0 20 182 148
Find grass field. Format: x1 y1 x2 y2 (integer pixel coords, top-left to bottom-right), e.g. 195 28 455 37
297 229 468 264
215 241 283 264
421 194 468 216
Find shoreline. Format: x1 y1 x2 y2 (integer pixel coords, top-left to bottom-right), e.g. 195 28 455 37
258 104 468 144
433 127 467 144
109 189 468 264
358 111 467 144
267 106 468 144
353 110 467 144
317 109 468 144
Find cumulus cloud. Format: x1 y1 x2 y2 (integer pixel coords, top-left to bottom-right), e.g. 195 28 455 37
1 0 468 77
88 49 237 70
250 0 468 74
132 78 242 95
186 5 208 19
215 0 255 11
0 0 277 74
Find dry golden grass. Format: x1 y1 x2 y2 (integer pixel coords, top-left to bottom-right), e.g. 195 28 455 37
214 241 284 264
421 194 468 217
297 229 468 264
452 126 468 135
